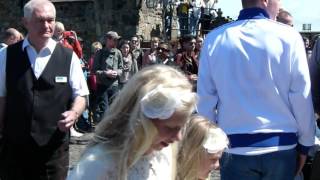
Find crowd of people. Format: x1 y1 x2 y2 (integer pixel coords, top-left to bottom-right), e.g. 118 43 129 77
68 31 205 133
1 0 320 180
162 0 220 37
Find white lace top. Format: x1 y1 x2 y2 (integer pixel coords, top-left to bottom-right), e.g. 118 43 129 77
67 144 174 180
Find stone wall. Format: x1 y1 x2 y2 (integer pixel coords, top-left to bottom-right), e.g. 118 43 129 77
0 0 24 34
137 3 163 41
54 1 96 58
93 0 164 41
0 0 164 57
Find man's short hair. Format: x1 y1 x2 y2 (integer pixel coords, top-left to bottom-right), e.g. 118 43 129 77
24 0 56 20
276 10 293 26
55 21 65 32
241 0 259 8
3 28 19 41
179 34 195 44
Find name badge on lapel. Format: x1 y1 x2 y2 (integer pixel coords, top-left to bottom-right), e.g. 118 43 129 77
55 76 68 83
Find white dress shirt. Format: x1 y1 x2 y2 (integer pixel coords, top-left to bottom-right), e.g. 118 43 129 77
0 37 89 98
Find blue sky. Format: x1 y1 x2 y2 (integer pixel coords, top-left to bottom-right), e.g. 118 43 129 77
215 0 320 32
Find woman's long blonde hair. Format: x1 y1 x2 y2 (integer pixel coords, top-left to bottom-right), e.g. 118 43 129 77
177 115 226 180
91 65 197 180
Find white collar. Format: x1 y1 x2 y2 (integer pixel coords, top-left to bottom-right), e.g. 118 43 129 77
0 43 8 48
22 37 57 53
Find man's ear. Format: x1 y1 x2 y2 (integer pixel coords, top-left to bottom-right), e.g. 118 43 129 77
261 0 268 7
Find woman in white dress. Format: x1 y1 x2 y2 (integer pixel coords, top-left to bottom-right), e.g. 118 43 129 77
68 65 197 180
177 115 229 180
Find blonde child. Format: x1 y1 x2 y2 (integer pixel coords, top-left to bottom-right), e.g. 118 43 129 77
68 65 197 179
177 115 229 180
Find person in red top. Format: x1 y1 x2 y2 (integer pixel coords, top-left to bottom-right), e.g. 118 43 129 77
53 21 83 59
87 41 102 92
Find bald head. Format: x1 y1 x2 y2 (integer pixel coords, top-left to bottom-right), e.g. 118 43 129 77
241 0 281 20
276 10 293 26
2 28 22 45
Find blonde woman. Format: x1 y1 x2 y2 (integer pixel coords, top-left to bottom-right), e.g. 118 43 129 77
177 115 228 180
68 65 197 180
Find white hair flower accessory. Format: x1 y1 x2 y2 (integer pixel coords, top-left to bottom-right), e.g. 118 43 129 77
202 128 229 154
140 85 182 120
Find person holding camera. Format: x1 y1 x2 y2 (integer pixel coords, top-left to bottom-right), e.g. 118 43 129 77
53 21 83 59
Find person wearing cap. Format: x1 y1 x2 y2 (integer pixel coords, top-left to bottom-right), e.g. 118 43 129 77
92 31 123 124
197 0 315 179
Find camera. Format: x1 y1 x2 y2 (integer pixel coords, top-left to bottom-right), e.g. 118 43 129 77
63 31 73 38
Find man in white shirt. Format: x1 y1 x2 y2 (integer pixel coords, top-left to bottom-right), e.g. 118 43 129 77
197 0 315 179
0 0 89 179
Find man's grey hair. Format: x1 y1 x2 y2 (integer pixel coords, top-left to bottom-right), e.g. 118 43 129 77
24 0 56 20
55 21 65 32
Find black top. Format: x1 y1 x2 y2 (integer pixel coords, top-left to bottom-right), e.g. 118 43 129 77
5 41 73 146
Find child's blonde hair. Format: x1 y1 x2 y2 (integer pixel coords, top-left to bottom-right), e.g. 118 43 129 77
91 65 197 180
177 115 228 180
90 41 102 54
